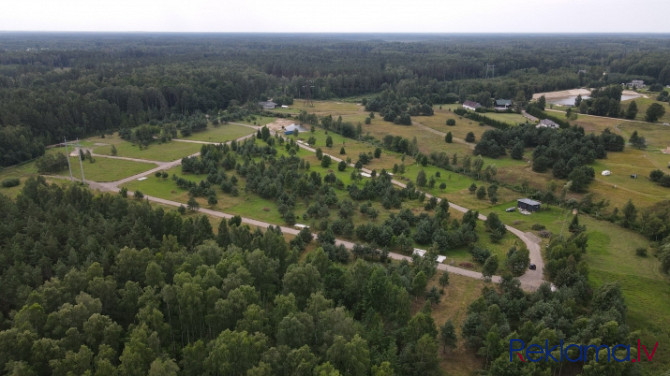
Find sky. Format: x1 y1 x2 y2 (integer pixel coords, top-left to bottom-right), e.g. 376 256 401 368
1 0 669 33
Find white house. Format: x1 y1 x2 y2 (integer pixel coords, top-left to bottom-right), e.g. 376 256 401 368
462 100 482 111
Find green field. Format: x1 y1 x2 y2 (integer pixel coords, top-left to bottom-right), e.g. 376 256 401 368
88 134 203 161
66 157 156 182
180 123 256 142
477 111 528 125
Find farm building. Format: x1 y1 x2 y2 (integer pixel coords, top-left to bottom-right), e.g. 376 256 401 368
258 101 277 110
517 198 541 212
494 99 512 111
628 80 645 89
536 119 560 129
462 100 482 111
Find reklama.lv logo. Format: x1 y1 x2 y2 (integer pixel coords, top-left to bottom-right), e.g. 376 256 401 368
510 339 658 363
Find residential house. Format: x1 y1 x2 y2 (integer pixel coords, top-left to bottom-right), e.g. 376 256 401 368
258 101 277 110
494 99 512 111
536 119 560 129
462 100 482 111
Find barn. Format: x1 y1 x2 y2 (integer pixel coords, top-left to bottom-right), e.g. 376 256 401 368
517 198 541 212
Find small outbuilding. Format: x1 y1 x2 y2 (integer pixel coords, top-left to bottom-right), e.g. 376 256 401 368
517 198 541 212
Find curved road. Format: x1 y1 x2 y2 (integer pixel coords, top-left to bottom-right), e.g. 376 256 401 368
66 126 544 291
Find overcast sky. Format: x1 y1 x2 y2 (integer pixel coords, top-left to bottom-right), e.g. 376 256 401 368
1 0 668 33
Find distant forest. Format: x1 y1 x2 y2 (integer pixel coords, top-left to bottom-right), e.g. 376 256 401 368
2 33 670 165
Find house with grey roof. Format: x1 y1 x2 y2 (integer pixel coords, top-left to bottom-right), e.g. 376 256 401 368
536 119 560 129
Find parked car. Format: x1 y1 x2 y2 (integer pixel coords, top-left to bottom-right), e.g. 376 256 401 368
505 207 516 212
529 263 536 270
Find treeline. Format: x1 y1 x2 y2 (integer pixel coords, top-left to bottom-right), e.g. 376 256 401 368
3 34 670 166
0 177 451 375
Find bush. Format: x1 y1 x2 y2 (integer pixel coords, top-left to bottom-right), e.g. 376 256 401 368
465 132 475 143
635 247 647 257
1 178 20 188
531 223 546 231
446 119 456 126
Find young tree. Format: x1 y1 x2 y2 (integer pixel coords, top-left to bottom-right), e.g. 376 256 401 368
438 271 449 288
440 320 457 353
625 100 638 119
374 148 382 158
629 130 646 149
338 160 347 171
476 186 487 200
482 254 499 279
187 196 199 211
340 146 346 155
621 199 637 228
316 148 323 160
111 144 118 156
510 141 524 160
416 170 427 187
326 135 333 147
465 132 476 143
321 155 332 168
537 95 546 110
646 103 666 122
207 193 218 207
468 182 477 194
446 119 456 126
445 132 453 143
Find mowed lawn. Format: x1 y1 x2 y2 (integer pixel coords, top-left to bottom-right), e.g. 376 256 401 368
88 133 203 162
67 157 156 182
180 123 256 143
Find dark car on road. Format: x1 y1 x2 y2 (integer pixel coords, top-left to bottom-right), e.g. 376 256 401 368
529 263 536 270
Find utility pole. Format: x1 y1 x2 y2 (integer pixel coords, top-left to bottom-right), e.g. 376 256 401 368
64 137 74 181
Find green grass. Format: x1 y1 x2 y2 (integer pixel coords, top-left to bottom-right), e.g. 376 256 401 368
477 112 528 125
67 157 156 182
180 123 256 143
88 134 203 162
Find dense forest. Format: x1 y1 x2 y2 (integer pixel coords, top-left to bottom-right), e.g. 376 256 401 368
0 177 450 375
2 33 670 165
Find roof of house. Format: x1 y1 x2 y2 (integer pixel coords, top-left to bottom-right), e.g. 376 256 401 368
518 198 541 206
258 101 277 107
463 100 481 108
538 119 560 128
495 99 513 106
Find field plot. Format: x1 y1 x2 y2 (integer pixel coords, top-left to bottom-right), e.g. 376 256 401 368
67 157 156 182
87 133 203 161
180 123 256 142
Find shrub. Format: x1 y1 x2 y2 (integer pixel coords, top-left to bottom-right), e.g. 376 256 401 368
531 223 546 231
446 119 456 126
1 178 20 188
635 247 647 257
